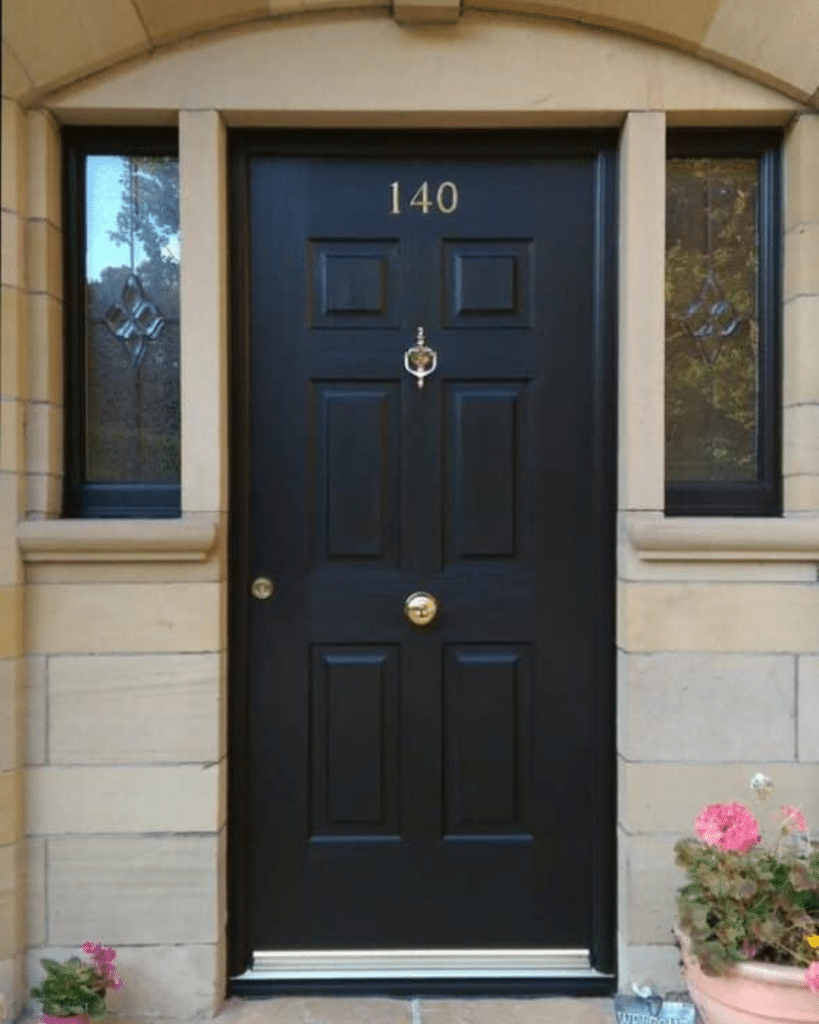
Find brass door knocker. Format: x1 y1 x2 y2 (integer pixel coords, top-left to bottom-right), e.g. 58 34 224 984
404 327 438 389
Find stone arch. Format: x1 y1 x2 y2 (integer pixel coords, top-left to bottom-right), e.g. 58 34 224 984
41 10 805 127
3 0 819 110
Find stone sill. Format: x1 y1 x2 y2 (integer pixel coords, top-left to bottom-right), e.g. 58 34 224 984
629 513 819 561
17 517 218 563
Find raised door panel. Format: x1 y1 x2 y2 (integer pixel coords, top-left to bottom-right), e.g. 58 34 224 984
311 384 400 563
445 384 527 561
444 645 533 838
442 240 533 329
310 646 401 838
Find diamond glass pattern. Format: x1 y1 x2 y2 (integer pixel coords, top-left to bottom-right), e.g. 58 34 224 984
104 272 165 365
682 270 741 345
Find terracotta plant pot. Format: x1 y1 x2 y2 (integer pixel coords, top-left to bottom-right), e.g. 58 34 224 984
675 926 819 1024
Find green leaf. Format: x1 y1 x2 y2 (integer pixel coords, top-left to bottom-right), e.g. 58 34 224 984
694 938 736 976
40 959 67 975
88 993 106 1016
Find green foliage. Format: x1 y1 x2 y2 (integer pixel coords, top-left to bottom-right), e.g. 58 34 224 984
30 957 108 1019
675 838 819 976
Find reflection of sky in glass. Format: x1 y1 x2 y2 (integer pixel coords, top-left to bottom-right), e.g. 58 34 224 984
86 156 179 281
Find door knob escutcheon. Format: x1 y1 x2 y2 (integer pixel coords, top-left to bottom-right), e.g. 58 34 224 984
251 577 275 600
404 591 438 626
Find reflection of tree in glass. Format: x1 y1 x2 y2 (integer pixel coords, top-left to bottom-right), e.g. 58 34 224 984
108 156 179 268
666 158 758 483
85 157 180 484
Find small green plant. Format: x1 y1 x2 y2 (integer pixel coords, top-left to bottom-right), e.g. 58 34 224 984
674 773 819 992
31 944 123 1020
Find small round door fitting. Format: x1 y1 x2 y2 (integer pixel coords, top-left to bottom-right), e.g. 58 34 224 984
251 576 275 600
404 591 438 626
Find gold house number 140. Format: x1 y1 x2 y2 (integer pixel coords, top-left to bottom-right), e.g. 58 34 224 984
390 181 459 215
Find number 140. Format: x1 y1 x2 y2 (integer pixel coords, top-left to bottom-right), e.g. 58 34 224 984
390 180 459 215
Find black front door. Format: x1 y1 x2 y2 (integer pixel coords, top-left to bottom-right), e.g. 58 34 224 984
232 131 616 974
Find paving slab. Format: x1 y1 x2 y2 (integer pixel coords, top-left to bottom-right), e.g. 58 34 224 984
415 998 615 1024
21 994 619 1024
221 997 413 1024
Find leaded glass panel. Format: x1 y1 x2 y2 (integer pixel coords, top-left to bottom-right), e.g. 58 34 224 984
665 157 759 483
85 155 180 483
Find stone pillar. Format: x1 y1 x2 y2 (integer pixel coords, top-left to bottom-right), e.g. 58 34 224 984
617 111 665 517
180 110 228 520
1 78 28 1021
25 111 63 522
616 111 670 991
783 111 819 853
783 113 819 513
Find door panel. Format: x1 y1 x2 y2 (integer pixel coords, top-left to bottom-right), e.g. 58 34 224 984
446 384 524 559
443 241 533 328
310 645 401 837
310 240 399 329
235 133 616 968
443 645 533 836
313 384 399 562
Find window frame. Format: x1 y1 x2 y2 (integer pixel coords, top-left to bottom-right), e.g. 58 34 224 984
664 129 782 517
62 126 180 518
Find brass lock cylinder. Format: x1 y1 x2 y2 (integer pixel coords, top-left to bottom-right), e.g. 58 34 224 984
404 591 438 626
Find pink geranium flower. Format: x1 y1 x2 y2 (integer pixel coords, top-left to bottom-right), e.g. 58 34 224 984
695 803 760 853
780 805 807 832
82 941 123 993
105 968 124 992
806 961 819 993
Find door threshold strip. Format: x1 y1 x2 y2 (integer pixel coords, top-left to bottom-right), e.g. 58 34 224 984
235 948 612 980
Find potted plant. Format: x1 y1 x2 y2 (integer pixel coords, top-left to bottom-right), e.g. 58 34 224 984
30 943 124 1024
673 773 819 1024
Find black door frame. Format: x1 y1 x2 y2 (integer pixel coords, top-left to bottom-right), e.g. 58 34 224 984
227 129 618 996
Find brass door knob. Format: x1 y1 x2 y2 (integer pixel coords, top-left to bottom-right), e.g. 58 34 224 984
251 576 275 600
404 591 438 626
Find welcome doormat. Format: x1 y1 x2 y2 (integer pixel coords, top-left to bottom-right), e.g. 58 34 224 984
613 992 699 1024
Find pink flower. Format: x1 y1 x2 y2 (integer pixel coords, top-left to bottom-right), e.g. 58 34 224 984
94 946 117 965
806 962 819 993
82 942 102 957
695 803 760 853
107 969 124 992
780 805 807 832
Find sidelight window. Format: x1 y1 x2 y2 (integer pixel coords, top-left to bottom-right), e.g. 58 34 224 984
665 131 782 516
63 128 180 517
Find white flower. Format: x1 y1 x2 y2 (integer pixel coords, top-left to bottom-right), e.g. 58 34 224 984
749 773 773 799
